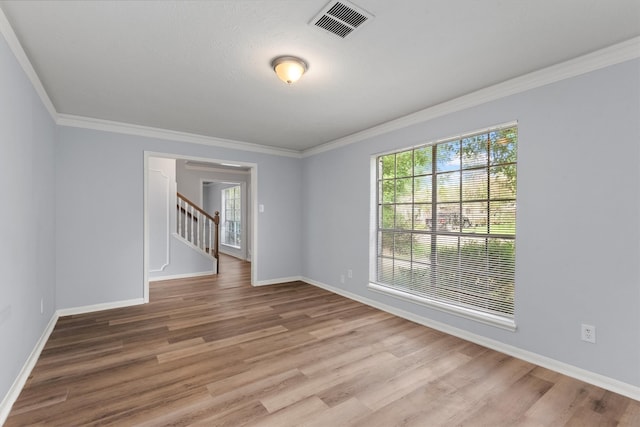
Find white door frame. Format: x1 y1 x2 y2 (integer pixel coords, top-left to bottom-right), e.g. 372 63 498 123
143 151 258 303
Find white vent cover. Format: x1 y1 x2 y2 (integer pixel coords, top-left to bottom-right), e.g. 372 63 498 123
310 0 373 38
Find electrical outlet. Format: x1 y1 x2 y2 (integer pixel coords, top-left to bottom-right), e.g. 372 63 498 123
347 269 353 279
340 274 345 284
40 298 44 314
581 324 596 343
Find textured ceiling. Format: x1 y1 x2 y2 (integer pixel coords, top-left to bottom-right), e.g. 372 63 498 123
1 0 639 152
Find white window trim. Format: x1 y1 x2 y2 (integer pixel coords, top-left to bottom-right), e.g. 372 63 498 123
368 121 518 331
221 242 241 250
368 282 516 331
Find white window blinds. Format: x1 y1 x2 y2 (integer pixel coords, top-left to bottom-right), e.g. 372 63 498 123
373 124 517 327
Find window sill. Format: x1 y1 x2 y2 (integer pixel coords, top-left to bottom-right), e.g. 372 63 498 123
221 243 241 250
368 282 517 332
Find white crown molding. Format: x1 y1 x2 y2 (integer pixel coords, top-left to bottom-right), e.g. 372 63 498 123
303 276 640 401
0 7 300 159
0 6 57 120
303 36 640 157
56 113 302 158
3 3 638 160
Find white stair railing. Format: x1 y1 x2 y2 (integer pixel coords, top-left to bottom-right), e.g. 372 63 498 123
176 192 220 272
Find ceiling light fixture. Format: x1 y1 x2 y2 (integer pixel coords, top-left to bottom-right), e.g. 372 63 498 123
271 56 308 85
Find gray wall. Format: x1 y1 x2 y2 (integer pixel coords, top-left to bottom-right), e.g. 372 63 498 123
148 157 214 279
0 35 57 404
55 127 302 308
302 58 640 387
203 183 222 217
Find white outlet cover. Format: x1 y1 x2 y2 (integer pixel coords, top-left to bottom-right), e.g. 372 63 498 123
581 324 596 343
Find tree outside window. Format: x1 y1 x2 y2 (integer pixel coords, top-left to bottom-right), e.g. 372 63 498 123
376 125 517 322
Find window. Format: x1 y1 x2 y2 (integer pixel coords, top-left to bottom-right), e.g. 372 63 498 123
371 124 517 329
222 185 241 248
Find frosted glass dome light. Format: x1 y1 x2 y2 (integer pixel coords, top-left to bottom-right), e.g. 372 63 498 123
271 56 308 85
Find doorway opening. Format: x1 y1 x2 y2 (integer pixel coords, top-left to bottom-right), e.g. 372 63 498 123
202 180 249 261
143 152 258 302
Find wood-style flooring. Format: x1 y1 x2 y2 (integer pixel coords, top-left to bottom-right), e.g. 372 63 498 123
6 255 640 426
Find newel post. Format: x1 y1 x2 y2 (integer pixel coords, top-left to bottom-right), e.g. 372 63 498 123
213 211 220 273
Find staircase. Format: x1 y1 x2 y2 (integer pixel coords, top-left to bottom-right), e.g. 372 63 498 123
176 192 220 273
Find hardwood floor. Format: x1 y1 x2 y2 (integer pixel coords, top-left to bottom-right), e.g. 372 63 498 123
6 255 639 426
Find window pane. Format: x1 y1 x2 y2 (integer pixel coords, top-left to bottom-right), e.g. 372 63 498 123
396 150 413 178
396 205 413 229
462 134 488 169
436 203 460 231
490 128 517 166
394 260 412 289
381 204 395 229
436 234 459 269
490 165 517 199
413 203 432 230
378 256 394 283
412 234 431 263
461 202 488 234
462 169 488 201
380 231 394 257
413 175 432 203
489 200 516 235
414 146 432 175
411 262 431 292
487 239 515 315
381 154 395 179
382 180 394 203
222 185 241 246
437 140 460 172
437 171 460 202
394 232 412 260
396 178 413 203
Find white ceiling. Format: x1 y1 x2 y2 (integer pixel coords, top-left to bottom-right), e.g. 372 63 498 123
1 0 639 152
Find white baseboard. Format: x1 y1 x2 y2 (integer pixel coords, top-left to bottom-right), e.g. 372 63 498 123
148 270 215 282
252 275 303 287
302 277 640 401
56 298 145 317
0 313 58 426
1 298 146 422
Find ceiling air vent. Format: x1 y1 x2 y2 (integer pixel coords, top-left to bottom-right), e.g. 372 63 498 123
310 0 373 39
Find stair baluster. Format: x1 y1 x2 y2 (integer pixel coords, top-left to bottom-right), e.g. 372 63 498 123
176 193 220 273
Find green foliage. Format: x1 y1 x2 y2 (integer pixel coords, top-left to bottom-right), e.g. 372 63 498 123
489 127 517 192
381 154 395 179
379 148 433 225
396 150 413 177
414 147 432 175
377 127 518 315
383 238 515 315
